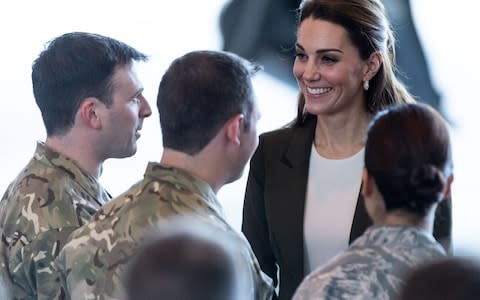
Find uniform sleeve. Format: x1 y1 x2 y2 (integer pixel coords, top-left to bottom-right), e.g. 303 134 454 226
57 243 104 300
433 195 452 254
242 137 279 299
8 227 76 299
58 230 128 300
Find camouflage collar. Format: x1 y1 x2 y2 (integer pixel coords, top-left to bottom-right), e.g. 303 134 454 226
144 162 225 218
33 141 110 203
354 225 439 249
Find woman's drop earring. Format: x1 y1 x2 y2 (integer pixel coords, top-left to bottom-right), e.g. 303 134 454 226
363 80 370 91
363 80 369 91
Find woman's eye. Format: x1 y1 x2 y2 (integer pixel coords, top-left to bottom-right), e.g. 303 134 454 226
322 56 338 64
295 52 307 60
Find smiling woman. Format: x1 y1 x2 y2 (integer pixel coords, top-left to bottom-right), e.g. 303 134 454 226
241 1 452 299
293 18 382 139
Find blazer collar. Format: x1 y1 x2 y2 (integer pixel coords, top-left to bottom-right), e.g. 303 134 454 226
284 116 317 167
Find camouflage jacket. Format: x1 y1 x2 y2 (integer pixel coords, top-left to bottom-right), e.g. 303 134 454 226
293 225 446 300
57 163 273 300
0 142 110 299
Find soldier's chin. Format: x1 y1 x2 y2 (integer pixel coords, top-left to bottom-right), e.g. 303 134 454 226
114 145 137 159
225 168 244 185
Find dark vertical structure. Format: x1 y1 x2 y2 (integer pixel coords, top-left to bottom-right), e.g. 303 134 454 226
220 0 300 87
383 0 441 110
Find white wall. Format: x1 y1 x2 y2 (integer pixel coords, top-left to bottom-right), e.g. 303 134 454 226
411 1 480 255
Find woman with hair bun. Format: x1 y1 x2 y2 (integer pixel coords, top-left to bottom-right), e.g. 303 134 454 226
293 103 454 299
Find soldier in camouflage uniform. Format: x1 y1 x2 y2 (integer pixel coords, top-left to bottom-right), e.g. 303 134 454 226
0 32 152 299
57 50 273 300
293 103 453 300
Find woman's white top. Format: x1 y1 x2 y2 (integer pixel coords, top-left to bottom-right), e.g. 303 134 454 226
304 145 365 274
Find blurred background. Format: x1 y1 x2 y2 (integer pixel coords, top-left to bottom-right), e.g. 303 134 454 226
0 0 478 254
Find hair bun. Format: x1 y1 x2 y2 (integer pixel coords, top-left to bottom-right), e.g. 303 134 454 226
409 164 445 199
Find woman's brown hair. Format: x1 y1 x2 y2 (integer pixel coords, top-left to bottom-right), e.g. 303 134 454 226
365 103 452 216
294 0 415 125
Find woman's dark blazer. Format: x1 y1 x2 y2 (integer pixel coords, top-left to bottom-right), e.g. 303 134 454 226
242 116 452 300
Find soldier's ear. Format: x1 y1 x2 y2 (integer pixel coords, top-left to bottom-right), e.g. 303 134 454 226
442 174 454 200
225 114 244 145
78 98 102 129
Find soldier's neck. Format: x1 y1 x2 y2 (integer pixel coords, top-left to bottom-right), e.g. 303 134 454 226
45 136 102 179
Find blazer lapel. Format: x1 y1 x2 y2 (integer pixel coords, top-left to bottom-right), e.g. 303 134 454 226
284 118 316 168
278 117 316 277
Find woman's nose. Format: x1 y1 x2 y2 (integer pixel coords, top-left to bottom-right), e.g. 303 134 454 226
302 61 320 81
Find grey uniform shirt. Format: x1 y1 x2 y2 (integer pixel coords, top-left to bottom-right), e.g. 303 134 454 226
293 225 446 300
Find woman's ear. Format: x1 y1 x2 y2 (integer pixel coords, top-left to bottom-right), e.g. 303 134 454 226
363 51 382 81
361 168 373 197
362 168 387 223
